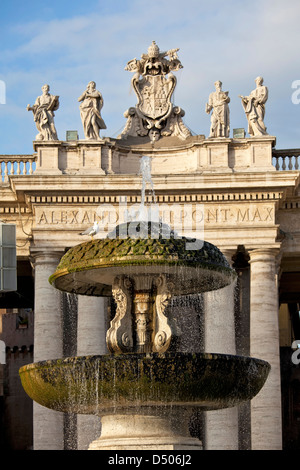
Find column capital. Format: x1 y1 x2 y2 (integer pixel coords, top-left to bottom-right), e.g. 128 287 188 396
248 248 280 263
29 247 65 266
220 249 236 267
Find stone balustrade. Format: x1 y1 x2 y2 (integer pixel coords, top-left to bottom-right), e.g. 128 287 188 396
272 149 300 171
0 155 36 182
0 146 299 184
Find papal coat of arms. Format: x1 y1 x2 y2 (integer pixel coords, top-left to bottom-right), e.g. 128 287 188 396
119 41 191 142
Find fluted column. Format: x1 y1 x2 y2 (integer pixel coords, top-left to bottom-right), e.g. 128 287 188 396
203 250 239 450
77 295 109 450
32 250 64 450
249 248 282 450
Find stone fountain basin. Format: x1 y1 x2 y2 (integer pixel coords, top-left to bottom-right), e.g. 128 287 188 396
49 229 236 296
19 352 270 414
49 264 234 297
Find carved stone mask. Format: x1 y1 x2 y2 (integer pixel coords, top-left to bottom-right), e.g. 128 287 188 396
149 129 160 142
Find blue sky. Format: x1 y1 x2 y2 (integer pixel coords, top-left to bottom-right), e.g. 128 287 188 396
1 0 300 154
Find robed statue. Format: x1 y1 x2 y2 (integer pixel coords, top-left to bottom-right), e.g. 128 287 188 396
78 81 106 140
27 84 59 141
239 77 268 137
205 80 230 138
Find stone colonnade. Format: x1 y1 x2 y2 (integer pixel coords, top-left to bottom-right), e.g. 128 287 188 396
32 249 109 450
249 248 282 450
31 245 282 450
32 251 64 450
202 247 282 450
77 295 108 449
203 250 239 450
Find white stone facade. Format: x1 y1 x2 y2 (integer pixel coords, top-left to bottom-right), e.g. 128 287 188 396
1 130 299 450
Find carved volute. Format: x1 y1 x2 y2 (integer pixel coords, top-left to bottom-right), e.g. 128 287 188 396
106 273 176 354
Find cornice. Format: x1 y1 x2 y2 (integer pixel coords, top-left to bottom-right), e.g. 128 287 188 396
8 169 299 189
26 191 283 206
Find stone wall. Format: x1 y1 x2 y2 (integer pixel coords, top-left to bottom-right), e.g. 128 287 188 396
2 349 33 449
0 309 34 450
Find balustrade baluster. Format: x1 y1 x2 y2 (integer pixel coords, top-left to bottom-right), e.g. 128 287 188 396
3 162 8 183
0 157 37 182
272 151 300 171
282 156 286 170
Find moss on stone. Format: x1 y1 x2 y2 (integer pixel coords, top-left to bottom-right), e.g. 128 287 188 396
19 352 270 415
49 222 235 291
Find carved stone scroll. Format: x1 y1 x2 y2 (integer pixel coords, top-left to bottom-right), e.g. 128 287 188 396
153 274 175 353
106 276 133 353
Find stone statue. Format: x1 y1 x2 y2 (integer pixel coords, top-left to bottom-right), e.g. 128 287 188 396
239 77 268 137
78 81 106 140
27 84 59 141
205 80 230 138
119 41 191 141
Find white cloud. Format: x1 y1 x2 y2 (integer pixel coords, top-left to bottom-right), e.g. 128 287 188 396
1 0 300 152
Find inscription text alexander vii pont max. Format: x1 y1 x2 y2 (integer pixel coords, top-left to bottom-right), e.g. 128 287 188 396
35 204 274 228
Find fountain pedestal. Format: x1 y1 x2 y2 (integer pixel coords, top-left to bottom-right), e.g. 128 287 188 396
89 414 202 450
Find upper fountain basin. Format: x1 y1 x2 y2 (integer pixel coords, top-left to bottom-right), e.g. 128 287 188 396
49 222 236 296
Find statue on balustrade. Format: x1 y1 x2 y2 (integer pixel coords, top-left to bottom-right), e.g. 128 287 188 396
78 81 107 140
205 80 230 138
239 77 269 137
27 84 59 141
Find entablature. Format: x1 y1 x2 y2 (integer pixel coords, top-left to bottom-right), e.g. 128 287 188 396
0 138 299 259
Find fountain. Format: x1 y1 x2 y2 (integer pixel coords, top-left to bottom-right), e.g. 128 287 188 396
19 179 270 449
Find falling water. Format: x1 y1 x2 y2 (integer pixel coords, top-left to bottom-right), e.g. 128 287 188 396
140 155 157 207
126 155 159 225
62 292 78 358
169 294 205 353
61 292 78 450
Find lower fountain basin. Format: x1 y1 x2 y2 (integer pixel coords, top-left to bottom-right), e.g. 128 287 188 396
19 352 270 414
